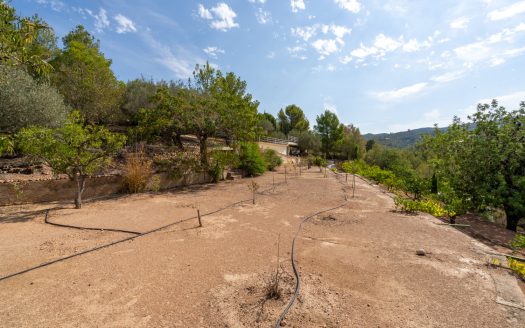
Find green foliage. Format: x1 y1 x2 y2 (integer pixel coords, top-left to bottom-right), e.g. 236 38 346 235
0 65 69 133
422 100 525 231
209 149 240 182
314 110 344 157
154 150 202 180
511 234 525 250
0 2 57 78
17 111 126 207
312 156 327 171
120 78 158 125
0 135 15 156
238 142 266 176
51 25 124 124
394 196 447 217
290 130 321 155
508 258 525 281
262 149 282 171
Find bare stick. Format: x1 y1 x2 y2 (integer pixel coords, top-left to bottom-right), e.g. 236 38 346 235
346 173 348 182
197 209 202 227
285 166 287 183
352 174 356 198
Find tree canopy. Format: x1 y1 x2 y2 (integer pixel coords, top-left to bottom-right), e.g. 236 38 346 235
314 110 344 157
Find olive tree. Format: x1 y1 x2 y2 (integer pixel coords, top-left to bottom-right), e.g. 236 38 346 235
17 111 126 208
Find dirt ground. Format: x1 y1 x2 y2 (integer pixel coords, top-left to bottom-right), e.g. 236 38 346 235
1 167 524 327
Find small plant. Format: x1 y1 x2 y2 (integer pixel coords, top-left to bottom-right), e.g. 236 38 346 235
150 174 161 192
508 258 525 281
511 234 525 250
122 146 152 193
313 156 326 172
248 180 260 204
394 196 446 217
265 234 282 300
262 149 282 171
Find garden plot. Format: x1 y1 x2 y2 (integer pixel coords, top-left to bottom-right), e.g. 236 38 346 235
0 167 523 327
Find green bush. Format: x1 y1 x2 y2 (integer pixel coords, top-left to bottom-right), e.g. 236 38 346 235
394 196 446 217
262 149 282 171
239 142 266 176
511 234 525 250
0 65 69 133
313 156 326 170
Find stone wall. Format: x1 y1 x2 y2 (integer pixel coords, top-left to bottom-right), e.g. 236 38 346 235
0 172 212 206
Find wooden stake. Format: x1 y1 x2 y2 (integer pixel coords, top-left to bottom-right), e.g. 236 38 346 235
197 209 202 227
352 174 356 198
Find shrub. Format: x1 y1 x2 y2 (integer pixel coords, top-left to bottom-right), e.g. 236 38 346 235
511 234 525 250
154 150 202 180
0 65 69 133
239 142 266 176
394 196 446 217
122 147 152 193
313 156 326 171
209 149 240 182
508 258 525 281
262 149 282 171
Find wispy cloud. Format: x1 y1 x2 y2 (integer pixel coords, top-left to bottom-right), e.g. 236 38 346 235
290 0 305 13
375 82 427 101
35 0 65 12
255 8 272 24
198 3 239 31
449 17 469 29
203 46 225 57
114 14 137 34
487 1 525 20
431 70 465 83
334 0 362 13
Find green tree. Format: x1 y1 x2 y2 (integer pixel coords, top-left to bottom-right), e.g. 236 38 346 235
0 65 68 133
423 100 525 231
17 111 126 208
51 25 124 123
121 77 158 125
289 130 320 155
314 110 343 157
0 2 57 78
285 104 309 131
277 109 290 135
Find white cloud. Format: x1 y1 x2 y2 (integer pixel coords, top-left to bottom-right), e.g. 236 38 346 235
198 3 239 31
488 1 525 20
114 14 137 34
198 4 213 19
453 23 525 67
375 82 427 101
291 25 318 41
291 0 305 13
256 8 272 24
402 38 431 52
89 8 110 32
450 17 470 29
36 0 65 12
143 33 198 79
248 0 266 3
461 90 525 118
431 70 465 83
340 55 352 64
334 0 362 13
330 25 352 40
288 45 308 60
312 39 341 58
203 46 225 57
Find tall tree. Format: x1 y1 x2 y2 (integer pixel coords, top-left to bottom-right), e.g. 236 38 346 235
285 104 309 132
277 109 290 135
51 25 124 124
121 77 158 125
314 110 343 157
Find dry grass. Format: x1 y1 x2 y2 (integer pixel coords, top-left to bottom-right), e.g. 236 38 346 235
122 146 152 193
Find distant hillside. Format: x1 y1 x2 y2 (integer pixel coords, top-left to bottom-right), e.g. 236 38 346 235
363 127 446 148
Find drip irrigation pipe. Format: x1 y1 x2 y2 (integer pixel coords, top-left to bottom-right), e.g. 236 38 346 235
0 183 281 283
45 211 142 235
274 174 348 327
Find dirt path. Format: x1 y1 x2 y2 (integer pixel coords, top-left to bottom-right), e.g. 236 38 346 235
0 168 523 327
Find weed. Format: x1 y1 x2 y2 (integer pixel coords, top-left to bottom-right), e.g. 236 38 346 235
122 146 152 193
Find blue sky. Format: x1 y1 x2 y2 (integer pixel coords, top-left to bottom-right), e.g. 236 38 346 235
11 0 525 133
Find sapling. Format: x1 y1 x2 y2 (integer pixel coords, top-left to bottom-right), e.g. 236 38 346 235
248 180 260 204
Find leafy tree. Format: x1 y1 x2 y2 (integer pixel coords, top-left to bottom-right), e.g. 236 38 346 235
17 111 126 208
338 124 365 160
121 77 158 125
261 112 277 130
314 110 343 157
51 25 124 123
0 2 57 78
423 100 525 231
258 117 275 135
289 130 320 155
277 109 290 135
365 139 375 152
285 104 309 131
0 65 68 133
262 149 282 171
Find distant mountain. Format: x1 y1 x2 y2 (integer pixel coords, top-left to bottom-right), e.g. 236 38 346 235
363 127 446 148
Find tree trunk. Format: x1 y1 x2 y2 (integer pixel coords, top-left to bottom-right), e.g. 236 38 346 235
175 133 184 150
199 135 208 168
74 175 86 209
505 213 519 231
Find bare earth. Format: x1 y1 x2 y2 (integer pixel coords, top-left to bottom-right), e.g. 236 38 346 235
1 168 524 327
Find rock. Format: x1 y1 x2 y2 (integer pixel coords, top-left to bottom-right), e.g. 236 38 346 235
280 321 286 326
416 249 426 256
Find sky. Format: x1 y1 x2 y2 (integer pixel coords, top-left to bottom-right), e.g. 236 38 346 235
11 0 525 133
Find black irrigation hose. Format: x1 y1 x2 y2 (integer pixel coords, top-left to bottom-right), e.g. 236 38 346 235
45 211 142 235
274 177 348 327
0 183 280 283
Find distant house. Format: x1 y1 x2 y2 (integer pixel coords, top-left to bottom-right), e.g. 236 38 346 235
257 136 298 156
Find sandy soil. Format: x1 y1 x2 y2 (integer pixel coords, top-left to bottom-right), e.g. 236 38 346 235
0 168 524 327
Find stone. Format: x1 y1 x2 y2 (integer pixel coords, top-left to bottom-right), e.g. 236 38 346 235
416 249 426 256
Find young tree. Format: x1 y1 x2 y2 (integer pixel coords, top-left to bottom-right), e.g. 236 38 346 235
314 110 343 157
121 77 158 125
17 111 126 208
51 25 124 123
277 109 291 135
0 65 69 133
